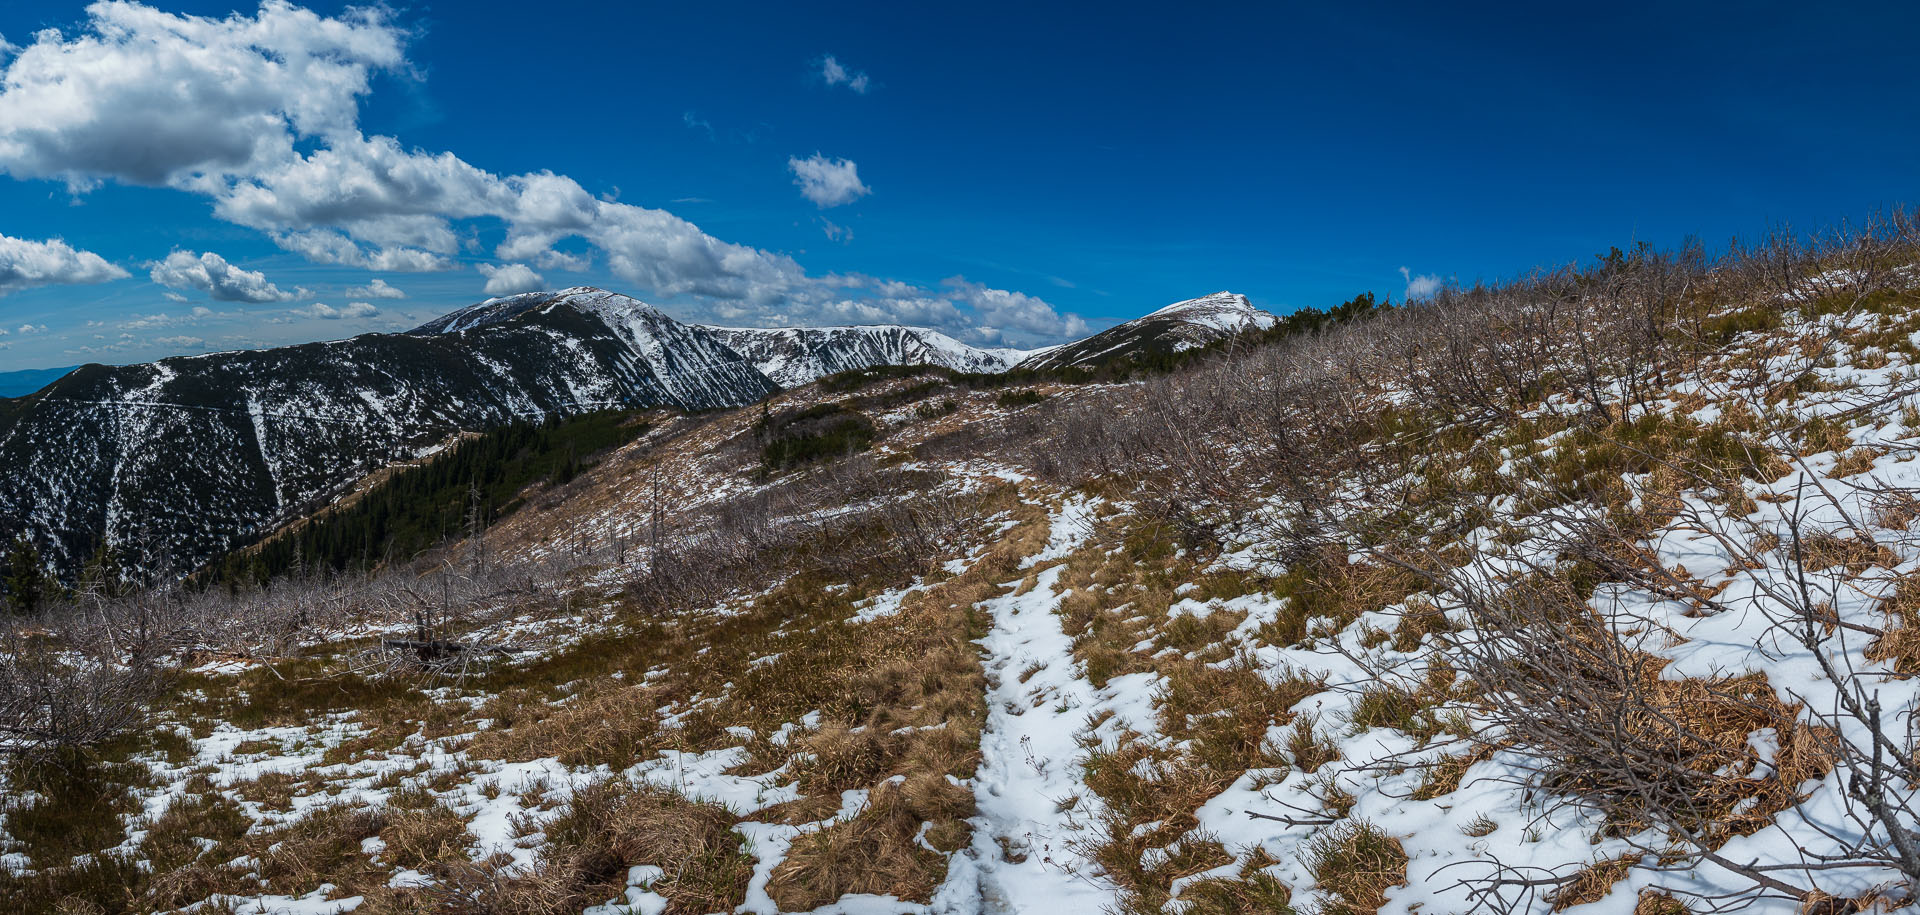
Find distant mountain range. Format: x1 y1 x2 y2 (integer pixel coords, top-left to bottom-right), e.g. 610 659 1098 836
0 365 79 398
703 325 1023 387
0 287 1272 577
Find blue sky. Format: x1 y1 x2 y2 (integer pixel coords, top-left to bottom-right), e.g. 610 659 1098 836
0 1 1917 370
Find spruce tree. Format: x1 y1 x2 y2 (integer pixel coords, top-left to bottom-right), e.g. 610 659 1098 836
5 534 50 615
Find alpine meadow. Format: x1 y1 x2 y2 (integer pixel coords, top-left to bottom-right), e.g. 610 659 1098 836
4 3 1920 915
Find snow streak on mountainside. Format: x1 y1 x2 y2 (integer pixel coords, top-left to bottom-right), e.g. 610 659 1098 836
702 324 1025 387
0 288 778 577
1016 291 1276 371
0 286 1264 580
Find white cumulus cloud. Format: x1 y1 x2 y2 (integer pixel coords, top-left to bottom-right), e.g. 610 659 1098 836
479 263 544 296
788 154 871 209
0 233 129 295
344 277 405 299
818 55 870 93
0 0 403 190
944 277 1088 339
1397 266 1443 301
0 3 1091 344
301 301 378 320
149 250 293 302
1400 266 1442 301
0 3 812 303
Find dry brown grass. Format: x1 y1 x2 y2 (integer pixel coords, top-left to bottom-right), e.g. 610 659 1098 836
1832 447 1885 478
766 776 975 909
1410 744 1493 801
232 770 298 811
1636 890 1693 914
134 784 258 910
379 802 474 871
454 483 1043 913
470 680 665 767
1043 512 1341 913
1076 725 1284 912
1167 848 1295 915
1286 715 1342 774
1797 531 1897 573
1798 416 1856 457
251 803 389 898
1549 853 1635 910
485 779 751 915
1304 820 1408 915
1156 654 1324 773
1868 573 1920 675
1261 551 1427 649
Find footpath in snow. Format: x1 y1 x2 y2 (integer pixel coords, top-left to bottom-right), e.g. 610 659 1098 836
950 494 1145 914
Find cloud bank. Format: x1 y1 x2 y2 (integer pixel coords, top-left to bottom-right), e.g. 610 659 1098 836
0 2 1087 347
149 250 294 302
0 233 128 296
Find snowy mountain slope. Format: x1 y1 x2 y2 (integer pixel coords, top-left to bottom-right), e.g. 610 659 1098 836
18 238 1920 915
702 323 1024 387
0 285 1257 581
1016 290 1276 371
0 288 777 578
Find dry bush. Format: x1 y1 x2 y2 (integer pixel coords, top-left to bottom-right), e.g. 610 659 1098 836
0 630 160 762
1455 574 1834 845
1867 489 1920 531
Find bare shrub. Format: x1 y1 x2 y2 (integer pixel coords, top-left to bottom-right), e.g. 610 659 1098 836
0 628 159 761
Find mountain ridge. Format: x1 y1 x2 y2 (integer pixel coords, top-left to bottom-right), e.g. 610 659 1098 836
0 286 1271 578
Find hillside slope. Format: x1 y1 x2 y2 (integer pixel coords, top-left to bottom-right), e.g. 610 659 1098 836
702 324 1023 387
0 286 1280 580
0 287 776 577
19 240 1920 914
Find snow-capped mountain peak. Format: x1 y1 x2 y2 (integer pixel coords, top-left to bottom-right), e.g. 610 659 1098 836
1140 291 1275 331
410 286 664 335
1017 291 1278 371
